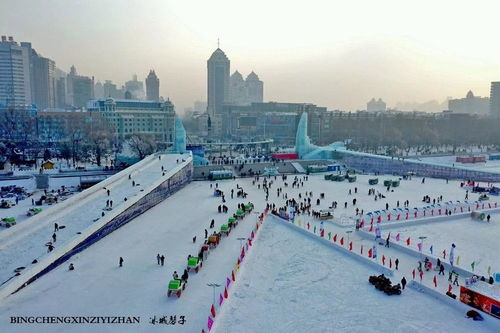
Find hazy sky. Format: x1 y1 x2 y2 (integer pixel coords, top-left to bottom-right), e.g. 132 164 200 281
2 0 500 113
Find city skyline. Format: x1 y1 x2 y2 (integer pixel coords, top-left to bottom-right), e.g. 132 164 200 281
2 0 500 113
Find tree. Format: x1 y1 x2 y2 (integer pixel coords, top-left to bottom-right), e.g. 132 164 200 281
128 134 157 159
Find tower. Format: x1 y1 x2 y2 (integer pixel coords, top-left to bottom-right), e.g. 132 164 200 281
207 47 230 137
145 70 160 101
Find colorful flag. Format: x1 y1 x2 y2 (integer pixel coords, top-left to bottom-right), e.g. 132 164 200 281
417 243 422 252
429 245 433 254
226 277 231 288
210 305 216 318
224 287 228 298
368 248 372 258
340 237 344 245
208 316 214 330
406 237 411 246
433 275 437 287
471 261 475 271
219 294 224 306
395 233 400 242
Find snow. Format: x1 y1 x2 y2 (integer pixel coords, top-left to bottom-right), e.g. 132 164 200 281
0 153 188 284
0 171 499 332
216 220 490 333
388 216 500 277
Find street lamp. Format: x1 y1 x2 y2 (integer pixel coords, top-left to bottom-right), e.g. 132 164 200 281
418 236 427 260
346 230 353 242
237 237 246 249
206 283 221 306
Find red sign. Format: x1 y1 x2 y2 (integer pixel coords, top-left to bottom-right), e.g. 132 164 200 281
460 286 500 319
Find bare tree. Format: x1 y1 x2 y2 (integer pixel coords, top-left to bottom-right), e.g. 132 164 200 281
128 134 157 159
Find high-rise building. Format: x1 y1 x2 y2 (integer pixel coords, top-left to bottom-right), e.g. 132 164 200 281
448 90 489 115
245 71 263 104
31 52 56 110
145 70 160 101
0 36 32 105
94 81 104 99
367 98 386 112
55 68 67 109
229 70 246 105
66 66 93 108
490 82 500 117
207 48 230 137
125 75 145 100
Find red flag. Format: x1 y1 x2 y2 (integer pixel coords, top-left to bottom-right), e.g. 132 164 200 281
406 237 411 246
232 270 236 281
251 231 255 239
210 304 216 317
419 270 423 281
333 234 337 242
307 223 310 230
248 239 252 246
448 284 453 293
340 237 344 245
382 255 386 266
224 287 228 298
320 229 325 237
369 224 373 232
349 241 353 251
389 258 392 269
368 248 373 258
241 247 245 258
202 329 206 333
433 275 437 287
237 258 241 265
412 269 416 279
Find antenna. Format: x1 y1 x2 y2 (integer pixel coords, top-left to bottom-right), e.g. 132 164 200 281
217 38 220 49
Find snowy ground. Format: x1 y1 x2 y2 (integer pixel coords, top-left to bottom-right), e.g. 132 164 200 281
0 154 188 285
418 155 500 172
0 172 498 332
0 177 79 227
216 220 490 333
389 215 500 277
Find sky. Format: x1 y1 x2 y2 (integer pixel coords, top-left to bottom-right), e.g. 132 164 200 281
1 0 500 113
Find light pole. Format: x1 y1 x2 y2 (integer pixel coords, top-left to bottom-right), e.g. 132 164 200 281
207 283 220 306
346 230 353 242
237 237 246 249
418 236 427 260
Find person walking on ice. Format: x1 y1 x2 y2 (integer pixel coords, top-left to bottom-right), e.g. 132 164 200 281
160 255 165 266
401 277 407 290
119 257 124 267
157 254 161 265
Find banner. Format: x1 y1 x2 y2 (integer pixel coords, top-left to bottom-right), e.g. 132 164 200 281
460 286 500 319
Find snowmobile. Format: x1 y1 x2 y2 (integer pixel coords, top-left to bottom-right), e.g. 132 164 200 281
187 256 203 273
220 224 231 236
167 279 186 298
228 217 237 229
208 234 220 249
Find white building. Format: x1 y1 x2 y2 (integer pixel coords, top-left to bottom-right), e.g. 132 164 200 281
367 98 386 112
448 90 489 115
229 70 264 106
0 36 32 105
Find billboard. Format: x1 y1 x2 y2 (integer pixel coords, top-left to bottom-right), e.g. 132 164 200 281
460 286 500 319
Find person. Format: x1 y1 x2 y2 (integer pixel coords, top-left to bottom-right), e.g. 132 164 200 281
160 255 165 266
439 264 445 275
453 272 459 286
210 219 215 228
181 269 189 283
68 263 74 271
119 257 124 267
487 214 491 222
173 271 179 280
193 236 197 243
448 271 453 282
205 229 208 239
107 189 110 196
401 277 407 290
157 254 161 265
52 233 57 243
32 198 34 206
437 258 441 267
54 223 59 232
47 244 54 252
395 258 399 270
385 236 390 248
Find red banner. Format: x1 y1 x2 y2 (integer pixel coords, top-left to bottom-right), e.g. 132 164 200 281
460 286 500 318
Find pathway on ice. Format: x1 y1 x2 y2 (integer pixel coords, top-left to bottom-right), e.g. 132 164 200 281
216 220 492 333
